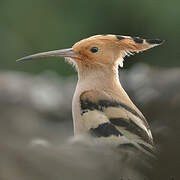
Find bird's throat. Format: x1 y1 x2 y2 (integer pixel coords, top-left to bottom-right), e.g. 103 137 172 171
76 63 121 91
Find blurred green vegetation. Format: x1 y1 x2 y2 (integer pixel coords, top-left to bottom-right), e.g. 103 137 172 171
0 0 179 76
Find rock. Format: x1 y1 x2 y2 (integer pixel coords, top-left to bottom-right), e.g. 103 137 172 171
0 64 179 180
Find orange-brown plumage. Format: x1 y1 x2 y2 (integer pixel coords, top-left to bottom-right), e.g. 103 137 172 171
71 35 163 68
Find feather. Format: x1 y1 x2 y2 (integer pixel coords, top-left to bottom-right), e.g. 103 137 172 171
79 90 155 157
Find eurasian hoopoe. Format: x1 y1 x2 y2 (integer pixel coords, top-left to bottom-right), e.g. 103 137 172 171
17 35 164 157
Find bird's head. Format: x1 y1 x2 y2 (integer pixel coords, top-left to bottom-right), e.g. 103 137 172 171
17 34 164 69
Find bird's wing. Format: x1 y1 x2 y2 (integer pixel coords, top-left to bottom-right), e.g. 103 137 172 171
80 90 155 156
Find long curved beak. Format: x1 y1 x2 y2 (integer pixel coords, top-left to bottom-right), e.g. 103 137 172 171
16 48 78 62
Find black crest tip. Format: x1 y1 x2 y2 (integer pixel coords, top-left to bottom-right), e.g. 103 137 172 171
146 39 165 45
116 35 125 40
133 37 143 43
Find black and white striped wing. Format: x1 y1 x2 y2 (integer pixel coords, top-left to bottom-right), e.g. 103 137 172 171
80 90 155 156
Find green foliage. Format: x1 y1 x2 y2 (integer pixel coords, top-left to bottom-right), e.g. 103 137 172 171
0 0 179 76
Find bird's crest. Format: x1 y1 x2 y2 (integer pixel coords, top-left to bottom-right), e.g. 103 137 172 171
72 34 164 67
114 35 164 67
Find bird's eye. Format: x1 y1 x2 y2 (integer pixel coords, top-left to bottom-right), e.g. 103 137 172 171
90 47 98 53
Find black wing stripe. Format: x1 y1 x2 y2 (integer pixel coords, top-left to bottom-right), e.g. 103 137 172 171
81 99 100 112
99 100 146 123
109 118 153 145
81 99 147 124
89 123 123 137
110 118 129 127
138 143 156 156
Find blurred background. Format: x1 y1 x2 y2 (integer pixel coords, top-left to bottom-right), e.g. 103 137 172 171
0 0 180 180
1 0 180 75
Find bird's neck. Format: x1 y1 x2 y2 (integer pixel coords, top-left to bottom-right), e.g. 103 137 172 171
76 62 121 91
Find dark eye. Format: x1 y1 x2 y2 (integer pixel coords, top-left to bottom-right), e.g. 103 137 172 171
90 47 98 53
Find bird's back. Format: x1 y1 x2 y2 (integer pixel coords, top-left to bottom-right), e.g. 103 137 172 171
72 80 155 157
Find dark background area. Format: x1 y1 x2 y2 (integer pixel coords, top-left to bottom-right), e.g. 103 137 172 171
1 0 179 76
0 0 180 180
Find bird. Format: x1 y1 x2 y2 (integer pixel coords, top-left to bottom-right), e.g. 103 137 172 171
17 34 164 157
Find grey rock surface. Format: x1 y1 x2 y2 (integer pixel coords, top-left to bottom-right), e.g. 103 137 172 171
0 64 179 180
